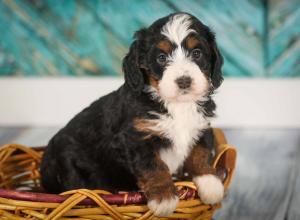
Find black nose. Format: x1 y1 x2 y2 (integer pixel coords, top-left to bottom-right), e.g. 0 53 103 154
175 76 192 89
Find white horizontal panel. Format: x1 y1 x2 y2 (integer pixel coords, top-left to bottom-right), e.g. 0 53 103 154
0 78 299 128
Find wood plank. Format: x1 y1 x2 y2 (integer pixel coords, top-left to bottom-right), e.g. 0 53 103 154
2 127 59 146
0 127 27 145
286 143 300 220
0 0 175 76
268 0 300 76
0 0 266 77
215 129 300 220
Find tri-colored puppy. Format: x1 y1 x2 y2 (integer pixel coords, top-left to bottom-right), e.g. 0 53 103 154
41 12 224 217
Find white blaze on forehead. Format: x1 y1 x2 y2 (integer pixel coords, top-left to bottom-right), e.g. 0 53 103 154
161 13 195 46
157 14 210 104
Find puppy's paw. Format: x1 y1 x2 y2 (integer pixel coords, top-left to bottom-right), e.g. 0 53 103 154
193 174 224 204
147 196 179 217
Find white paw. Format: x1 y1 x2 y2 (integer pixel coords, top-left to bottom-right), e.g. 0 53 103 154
193 174 224 204
147 196 179 217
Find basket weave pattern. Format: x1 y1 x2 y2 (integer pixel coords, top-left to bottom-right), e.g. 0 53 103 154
0 128 236 220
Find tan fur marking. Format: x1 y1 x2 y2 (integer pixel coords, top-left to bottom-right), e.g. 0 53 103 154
157 40 172 54
149 75 159 90
186 36 200 49
137 154 177 201
133 118 162 139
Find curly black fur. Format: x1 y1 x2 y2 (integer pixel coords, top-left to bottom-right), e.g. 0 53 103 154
40 12 223 194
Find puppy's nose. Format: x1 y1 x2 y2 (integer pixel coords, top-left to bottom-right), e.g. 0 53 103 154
175 76 192 89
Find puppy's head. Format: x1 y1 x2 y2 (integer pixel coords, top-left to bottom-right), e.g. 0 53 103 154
123 12 223 102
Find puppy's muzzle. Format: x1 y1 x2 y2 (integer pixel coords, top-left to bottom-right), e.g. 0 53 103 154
175 76 192 90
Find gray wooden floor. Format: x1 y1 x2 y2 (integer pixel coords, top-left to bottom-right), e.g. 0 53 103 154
0 127 300 220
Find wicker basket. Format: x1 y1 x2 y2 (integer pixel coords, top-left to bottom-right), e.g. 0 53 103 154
0 128 236 220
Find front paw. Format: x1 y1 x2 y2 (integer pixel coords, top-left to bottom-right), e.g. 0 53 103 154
147 195 179 217
193 174 224 204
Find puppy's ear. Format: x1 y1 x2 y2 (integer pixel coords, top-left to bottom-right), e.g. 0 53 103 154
123 28 148 94
210 38 224 89
190 17 224 89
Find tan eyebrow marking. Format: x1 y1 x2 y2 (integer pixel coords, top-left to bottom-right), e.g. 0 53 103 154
157 40 172 54
186 36 200 49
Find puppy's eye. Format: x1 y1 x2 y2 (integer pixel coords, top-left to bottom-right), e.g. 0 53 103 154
157 53 167 65
192 49 202 60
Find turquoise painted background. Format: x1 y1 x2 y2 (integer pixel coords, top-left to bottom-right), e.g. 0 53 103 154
0 0 299 77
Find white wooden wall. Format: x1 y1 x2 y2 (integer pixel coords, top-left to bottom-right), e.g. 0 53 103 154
0 78 299 128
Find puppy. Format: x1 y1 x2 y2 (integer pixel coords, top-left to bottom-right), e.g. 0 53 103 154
41 12 224 217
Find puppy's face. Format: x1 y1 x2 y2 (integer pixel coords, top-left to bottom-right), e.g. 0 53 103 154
123 13 223 103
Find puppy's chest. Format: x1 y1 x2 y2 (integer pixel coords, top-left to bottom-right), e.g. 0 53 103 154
152 103 209 174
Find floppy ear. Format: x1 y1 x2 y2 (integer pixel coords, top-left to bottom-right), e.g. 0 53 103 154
122 29 147 94
189 17 224 89
210 40 224 89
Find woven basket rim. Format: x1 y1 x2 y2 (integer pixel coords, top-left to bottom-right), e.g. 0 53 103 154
0 183 199 206
0 129 237 207
0 145 203 206
0 188 144 206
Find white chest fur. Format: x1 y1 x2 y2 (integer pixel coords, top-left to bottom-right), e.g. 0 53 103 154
151 102 210 174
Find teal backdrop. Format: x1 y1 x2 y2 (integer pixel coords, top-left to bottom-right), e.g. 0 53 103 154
0 0 299 77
